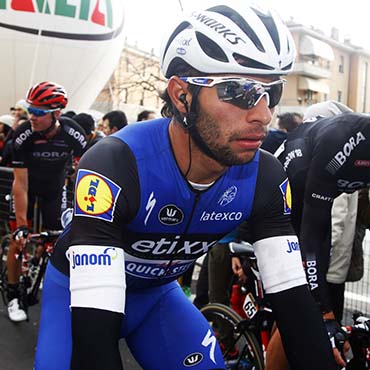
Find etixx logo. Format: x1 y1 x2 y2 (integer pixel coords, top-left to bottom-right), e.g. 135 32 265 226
158 204 184 225
75 169 121 222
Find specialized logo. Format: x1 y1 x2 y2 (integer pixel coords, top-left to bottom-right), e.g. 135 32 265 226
144 192 156 226
158 204 184 225
70 247 118 269
183 352 203 367
279 178 292 215
191 11 246 45
75 169 121 222
326 131 366 174
218 186 237 206
201 329 217 364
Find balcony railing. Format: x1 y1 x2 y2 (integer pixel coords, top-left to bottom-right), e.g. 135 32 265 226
293 62 332 79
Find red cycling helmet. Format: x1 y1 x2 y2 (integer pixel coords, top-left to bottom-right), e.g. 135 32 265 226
26 81 68 109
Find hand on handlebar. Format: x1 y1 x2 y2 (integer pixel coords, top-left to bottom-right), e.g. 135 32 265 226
12 225 30 252
324 319 350 367
231 256 247 283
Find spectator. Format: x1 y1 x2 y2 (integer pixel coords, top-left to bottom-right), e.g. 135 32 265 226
0 114 14 161
72 113 104 153
137 109 156 121
261 112 302 153
102 110 127 135
14 99 29 120
61 110 77 119
277 112 303 132
95 119 105 133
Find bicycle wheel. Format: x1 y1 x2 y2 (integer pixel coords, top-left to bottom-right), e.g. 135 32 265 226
201 303 264 370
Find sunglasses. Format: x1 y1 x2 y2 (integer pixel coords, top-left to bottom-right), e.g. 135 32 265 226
28 107 59 117
181 76 285 110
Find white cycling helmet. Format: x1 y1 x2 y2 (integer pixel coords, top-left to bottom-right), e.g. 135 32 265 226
303 101 353 120
160 1 296 78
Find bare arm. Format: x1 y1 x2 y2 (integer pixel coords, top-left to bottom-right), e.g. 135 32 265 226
12 167 29 227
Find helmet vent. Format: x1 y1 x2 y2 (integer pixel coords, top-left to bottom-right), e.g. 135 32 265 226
281 62 293 71
233 53 274 71
207 5 265 53
162 21 191 63
253 9 281 54
196 31 229 62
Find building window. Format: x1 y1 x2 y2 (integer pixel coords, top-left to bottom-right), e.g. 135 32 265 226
337 90 342 102
339 55 344 73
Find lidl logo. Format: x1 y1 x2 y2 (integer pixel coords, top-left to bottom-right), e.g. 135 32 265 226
75 169 121 222
279 178 292 215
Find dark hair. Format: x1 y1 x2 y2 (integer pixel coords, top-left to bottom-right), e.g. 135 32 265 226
277 112 303 132
160 62 202 122
102 110 128 130
137 110 155 121
72 113 95 135
2 124 11 137
61 110 77 119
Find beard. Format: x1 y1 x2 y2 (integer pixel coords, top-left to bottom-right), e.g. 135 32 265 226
192 110 257 166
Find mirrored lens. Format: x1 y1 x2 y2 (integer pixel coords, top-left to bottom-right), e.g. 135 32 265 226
216 80 283 110
28 107 51 116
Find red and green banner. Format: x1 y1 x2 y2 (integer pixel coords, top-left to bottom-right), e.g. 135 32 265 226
0 0 113 28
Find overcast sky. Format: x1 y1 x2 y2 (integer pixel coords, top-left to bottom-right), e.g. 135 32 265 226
123 0 368 55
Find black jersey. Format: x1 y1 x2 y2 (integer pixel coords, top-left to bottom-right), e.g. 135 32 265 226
11 117 87 188
278 112 370 310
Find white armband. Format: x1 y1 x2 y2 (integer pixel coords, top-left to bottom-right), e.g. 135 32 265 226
253 236 307 294
68 245 126 313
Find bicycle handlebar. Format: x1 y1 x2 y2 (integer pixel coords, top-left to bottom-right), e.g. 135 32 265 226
29 230 63 240
343 317 370 335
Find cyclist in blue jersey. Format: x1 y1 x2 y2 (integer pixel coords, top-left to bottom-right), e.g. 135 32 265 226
35 3 336 370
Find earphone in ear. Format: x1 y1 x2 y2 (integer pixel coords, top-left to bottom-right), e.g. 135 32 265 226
179 93 187 105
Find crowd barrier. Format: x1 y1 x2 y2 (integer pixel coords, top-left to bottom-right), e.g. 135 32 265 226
344 233 370 320
0 166 13 236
